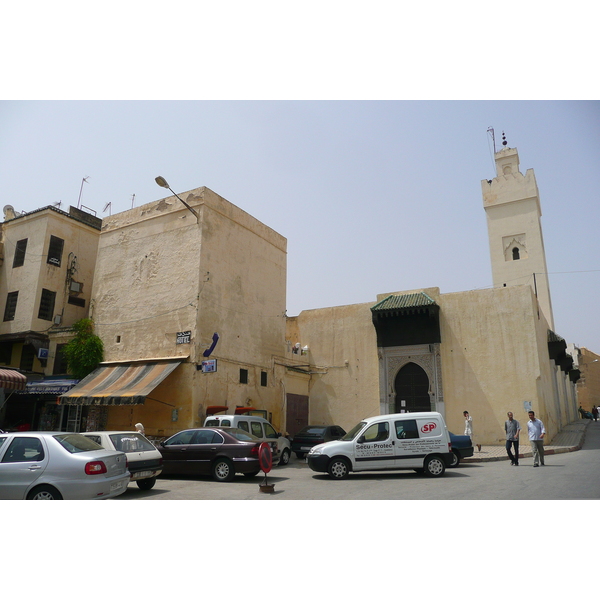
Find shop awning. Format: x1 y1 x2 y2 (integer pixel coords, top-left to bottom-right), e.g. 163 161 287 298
58 360 182 405
16 379 79 395
0 368 27 391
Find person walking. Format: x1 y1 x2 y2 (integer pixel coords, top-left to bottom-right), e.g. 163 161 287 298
527 410 546 467
464 411 481 452
592 406 598 422
504 412 521 465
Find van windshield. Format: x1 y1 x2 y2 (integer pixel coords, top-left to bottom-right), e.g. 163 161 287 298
341 422 366 441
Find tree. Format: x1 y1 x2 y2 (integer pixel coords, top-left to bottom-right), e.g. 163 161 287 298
62 318 104 380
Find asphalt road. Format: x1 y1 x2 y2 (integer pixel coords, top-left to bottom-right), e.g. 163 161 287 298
112 423 600 501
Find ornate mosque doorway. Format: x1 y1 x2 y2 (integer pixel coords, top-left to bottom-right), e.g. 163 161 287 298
394 362 431 413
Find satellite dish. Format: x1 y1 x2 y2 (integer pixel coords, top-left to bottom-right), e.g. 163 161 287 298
3 205 17 220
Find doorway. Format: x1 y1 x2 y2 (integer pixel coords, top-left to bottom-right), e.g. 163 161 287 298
394 362 431 413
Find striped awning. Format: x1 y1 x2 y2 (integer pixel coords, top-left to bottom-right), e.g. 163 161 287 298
58 360 182 405
0 368 27 391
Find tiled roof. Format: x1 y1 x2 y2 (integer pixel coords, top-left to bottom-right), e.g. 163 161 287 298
371 292 437 313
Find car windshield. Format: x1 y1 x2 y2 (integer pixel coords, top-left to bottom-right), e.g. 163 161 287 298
54 433 104 453
221 427 260 442
300 426 327 435
109 433 156 452
341 421 367 441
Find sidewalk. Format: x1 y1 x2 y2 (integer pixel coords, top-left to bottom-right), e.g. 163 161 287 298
462 419 591 463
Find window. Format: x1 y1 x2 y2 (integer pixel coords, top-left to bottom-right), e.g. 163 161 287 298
68 296 86 308
237 421 249 432
261 371 268 387
263 423 278 439
1 437 45 463
251 422 263 437
239 368 248 384
53 344 69 375
12 239 27 268
395 419 419 439
20 345 35 372
38 289 56 321
47 235 64 267
0 342 13 364
3 292 18 321
362 422 390 443
512 247 520 260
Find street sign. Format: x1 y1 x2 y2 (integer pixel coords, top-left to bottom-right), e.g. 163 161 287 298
258 442 272 473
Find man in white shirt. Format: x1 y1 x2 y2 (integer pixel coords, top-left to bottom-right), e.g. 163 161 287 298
527 411 546 467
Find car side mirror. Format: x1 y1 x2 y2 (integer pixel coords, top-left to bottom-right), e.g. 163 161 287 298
357 436 365 444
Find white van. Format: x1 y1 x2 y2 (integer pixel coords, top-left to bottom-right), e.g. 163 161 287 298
306 412 453 479
203 414 291 465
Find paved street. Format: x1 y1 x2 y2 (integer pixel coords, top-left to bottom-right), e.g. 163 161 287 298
113 421 600 501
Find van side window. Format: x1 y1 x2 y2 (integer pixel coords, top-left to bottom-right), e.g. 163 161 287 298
395 420 419 439
263 423 277 439
251 422 263 437
237 421 249 433
362 422 389 443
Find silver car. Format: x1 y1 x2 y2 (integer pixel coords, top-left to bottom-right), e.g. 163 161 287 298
0 431 130 500
81 431 163 490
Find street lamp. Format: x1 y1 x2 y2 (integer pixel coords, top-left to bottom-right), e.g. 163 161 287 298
155 176 199 221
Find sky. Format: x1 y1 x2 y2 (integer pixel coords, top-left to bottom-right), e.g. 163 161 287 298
1 100 599 351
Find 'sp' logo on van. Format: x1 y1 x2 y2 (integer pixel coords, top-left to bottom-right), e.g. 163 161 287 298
421 422 438 434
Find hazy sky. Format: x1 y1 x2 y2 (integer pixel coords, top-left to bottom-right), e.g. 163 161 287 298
1 100 599 351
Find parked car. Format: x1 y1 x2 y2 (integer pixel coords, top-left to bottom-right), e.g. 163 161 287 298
448 432 474 467
158 427 264 482
81 431 163 490
292 425 346 459
203 414 291 465
307 412 453 479
0 431 130 500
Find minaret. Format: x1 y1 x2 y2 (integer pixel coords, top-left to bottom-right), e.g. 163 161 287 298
481 133 554 330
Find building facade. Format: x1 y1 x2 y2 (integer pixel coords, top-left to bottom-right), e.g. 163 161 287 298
0 205 101 430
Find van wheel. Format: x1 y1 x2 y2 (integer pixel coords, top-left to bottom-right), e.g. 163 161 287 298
279 449 291 466
212 458 235 482
328 457 350 480
27 485 63 500
136 477 156 490
424 455 446 477
449 451 460 468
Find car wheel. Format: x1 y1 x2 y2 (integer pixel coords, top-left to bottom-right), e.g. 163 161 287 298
243 471 260 478
449 451 460 468
212 458 235 482
295 452 305 459
424 455 446 477
136 477 157 490
27 485 63 500
328 457 350 480
279 448 291 466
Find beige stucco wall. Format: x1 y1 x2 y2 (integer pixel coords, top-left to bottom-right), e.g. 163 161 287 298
576 347 600 412
92 187 287 436
287 284 576 445
285 302 380 432
0 208 99 373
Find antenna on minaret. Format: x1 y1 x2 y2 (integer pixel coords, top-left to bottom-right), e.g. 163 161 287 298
487 127 496 153
502 131 508 147
103 202 112 216
131 194 136 209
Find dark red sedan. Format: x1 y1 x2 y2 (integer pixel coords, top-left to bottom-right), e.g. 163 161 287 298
158 427 263 482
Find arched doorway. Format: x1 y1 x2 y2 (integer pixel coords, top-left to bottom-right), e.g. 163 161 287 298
394 362 431 413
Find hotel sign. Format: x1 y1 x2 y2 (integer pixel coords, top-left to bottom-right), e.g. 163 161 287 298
176 331 191 344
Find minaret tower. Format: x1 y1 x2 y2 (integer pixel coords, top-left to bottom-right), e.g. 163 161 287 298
481 132 554 330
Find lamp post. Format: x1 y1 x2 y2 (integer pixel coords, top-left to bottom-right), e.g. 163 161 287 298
155 176 199 221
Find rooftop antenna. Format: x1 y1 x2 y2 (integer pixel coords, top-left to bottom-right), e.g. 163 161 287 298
77 176 90 209
53 201 62 209
131 193 136 209
103 202 112 216
487 127 496 153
